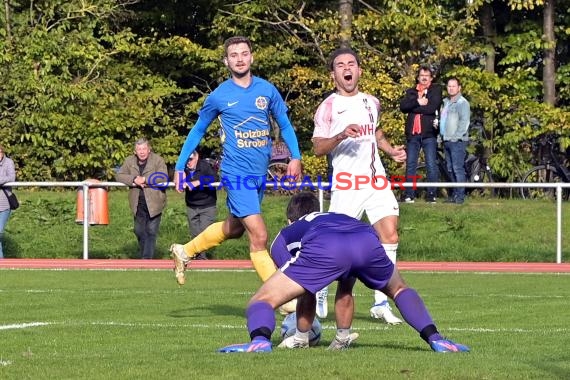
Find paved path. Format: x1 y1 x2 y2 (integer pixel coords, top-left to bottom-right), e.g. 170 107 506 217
1 259 569 272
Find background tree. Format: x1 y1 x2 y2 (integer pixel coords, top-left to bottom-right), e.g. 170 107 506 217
1 0 570 187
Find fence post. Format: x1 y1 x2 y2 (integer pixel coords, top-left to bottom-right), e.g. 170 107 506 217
557 185 562 264
82 182 90 260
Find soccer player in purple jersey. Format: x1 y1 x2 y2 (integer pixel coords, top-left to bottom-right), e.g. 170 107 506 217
218 192 469 353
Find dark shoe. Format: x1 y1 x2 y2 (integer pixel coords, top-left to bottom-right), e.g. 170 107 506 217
426 197 437 204
400 196 415 203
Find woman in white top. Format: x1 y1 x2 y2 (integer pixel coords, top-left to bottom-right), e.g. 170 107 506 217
0 144 16 258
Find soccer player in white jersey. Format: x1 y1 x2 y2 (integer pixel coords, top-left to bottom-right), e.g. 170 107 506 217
311 48 406 324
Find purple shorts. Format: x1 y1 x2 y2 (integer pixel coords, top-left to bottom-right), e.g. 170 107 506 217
279 229 394 294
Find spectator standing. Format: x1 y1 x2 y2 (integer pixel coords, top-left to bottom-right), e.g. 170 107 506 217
0 145 16 259
116 138 168 259
184 150 218 259
440 77 470 204
400 65 442 203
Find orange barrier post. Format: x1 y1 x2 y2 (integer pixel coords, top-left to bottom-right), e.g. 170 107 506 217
76 179 109 225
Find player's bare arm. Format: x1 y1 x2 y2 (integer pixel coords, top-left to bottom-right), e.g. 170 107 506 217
312 124 360 156
376 129 406 162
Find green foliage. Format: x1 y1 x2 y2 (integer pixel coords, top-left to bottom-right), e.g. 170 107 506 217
0 1 186 181
2 0 570 185
301 153 329 179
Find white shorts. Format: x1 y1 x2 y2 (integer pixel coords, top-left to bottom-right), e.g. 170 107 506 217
329 187 399 225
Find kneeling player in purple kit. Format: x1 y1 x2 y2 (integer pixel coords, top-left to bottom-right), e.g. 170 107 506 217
218 192 469 353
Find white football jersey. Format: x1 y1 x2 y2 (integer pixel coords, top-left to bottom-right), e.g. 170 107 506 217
313 92 387 189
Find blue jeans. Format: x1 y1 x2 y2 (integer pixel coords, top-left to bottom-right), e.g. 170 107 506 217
444 140 468 202
405 136 438 199
0 209 12 258
134 209 162 259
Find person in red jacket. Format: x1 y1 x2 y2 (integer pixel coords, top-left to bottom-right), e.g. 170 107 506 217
400 65 442 203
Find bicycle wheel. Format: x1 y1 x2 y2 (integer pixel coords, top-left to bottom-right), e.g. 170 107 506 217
266 162 296 195
468 160 495 197
520 165 565 200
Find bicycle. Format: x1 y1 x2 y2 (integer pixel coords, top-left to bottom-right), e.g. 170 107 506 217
266 141 296 195
415 139 495 199
520 133 570 200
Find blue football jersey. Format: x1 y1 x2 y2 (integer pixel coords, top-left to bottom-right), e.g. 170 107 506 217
199 76 289 176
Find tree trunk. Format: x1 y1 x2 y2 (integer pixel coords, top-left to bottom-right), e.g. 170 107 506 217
543 0 556 106
478 2 498 184
339 0 353 48
4 0 12 42
480 2 496 73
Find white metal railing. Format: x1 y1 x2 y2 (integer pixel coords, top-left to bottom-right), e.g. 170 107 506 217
2 181 569 263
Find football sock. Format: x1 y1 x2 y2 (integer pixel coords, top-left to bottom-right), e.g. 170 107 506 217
382 243 398 264
394 288 435 333
374 290 388 305
250 249 276 282
336 328 350 340
294 330 310 342
373 244 398 305
183 222 226 258
420 325 443 343
247 301 275 341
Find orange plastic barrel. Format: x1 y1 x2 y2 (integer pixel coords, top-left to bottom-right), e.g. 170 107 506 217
76 179 109 225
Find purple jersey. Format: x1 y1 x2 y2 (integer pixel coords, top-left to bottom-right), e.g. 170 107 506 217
270 212 394 294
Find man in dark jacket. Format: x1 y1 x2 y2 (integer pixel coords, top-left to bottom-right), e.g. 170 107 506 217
400 65 442 203
184 150 218 259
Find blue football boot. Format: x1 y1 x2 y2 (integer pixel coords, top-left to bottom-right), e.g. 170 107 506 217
430 339 470 353
218 338 272 353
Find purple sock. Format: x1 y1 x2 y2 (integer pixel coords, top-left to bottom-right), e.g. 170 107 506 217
394 288 439 338
246 301 275 340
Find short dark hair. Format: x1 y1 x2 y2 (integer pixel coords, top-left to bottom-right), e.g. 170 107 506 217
286 192 320 222
327 48 360 71
447 76 461 86
417 64 434 77
223 36 252 57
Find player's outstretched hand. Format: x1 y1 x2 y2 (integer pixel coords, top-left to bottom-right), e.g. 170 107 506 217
287 159 302 181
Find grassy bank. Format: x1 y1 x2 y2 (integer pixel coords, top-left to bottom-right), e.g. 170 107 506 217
2 189 569 262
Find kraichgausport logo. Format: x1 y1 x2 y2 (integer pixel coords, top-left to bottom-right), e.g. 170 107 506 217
145 172 422 192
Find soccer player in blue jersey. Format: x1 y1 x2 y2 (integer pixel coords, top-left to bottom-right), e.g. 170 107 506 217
218 192 469 353
170 36 302 287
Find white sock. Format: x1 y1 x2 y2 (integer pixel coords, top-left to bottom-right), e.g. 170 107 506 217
382 243 398 264
336 328 350 340
294 330 309 343
374 290 388 305
374 243 398 305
